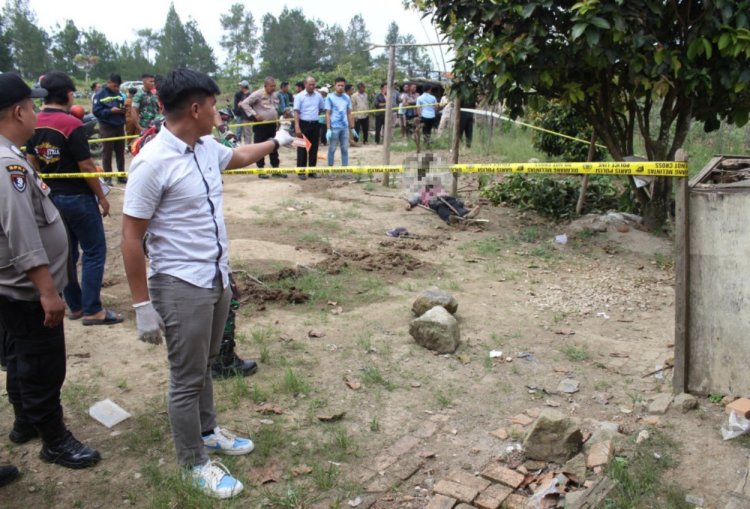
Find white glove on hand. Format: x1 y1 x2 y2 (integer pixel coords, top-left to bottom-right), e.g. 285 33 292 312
274 129 294 147
133 301 165 345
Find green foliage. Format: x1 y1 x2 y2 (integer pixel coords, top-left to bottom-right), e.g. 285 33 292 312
4 0 52 78
529 101 606 161
415 0 750 228
259 8 321 79
220 3 258 79
481 174 636 219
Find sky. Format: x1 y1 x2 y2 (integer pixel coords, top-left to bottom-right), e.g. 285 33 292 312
30 0 452 72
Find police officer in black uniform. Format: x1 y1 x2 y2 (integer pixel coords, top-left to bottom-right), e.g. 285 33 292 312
0 73 101 478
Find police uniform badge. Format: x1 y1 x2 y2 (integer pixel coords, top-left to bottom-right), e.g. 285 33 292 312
5 164 26 173
11 173 27 192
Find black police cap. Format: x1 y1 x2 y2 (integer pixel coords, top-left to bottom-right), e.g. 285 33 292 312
0 73 47 110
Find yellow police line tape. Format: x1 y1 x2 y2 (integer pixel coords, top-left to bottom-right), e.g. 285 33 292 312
39 161 688 180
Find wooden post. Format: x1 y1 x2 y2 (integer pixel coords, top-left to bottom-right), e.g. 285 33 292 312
673 148 689 394
451 97 461 196
575 132 598 215
382 44 396 187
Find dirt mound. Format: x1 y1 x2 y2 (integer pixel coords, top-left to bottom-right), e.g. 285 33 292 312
378 239 439 252
319 247 424 274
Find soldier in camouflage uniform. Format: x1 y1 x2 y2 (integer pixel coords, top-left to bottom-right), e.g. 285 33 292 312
132 73 161 131
211 274 257 378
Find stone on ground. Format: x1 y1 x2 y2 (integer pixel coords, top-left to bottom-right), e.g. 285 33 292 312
523 409 583 463
674 393 698 412
412 287 459 316
409 306 460 354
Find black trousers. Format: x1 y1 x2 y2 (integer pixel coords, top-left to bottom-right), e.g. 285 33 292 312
355 117 369 143
421 117 436 141
252 123 280 168
297 120 320 168
430 196 468 223
0 297 67 444
99 122 125 174
319 124 328 146
375 114 385 144
460 113 474 147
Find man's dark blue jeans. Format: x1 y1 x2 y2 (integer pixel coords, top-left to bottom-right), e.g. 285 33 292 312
50 194 106 316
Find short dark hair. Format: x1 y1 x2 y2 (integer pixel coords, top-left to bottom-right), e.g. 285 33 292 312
357 82 364 87
335 77 346 84
281 81 289 87
424 85 432 92
41 71 76 105
381 82 387 88
108 73 122 85
142 73 155 79
295 81 304 88
90 82 98 91
128 87 138 95
156 67 220 115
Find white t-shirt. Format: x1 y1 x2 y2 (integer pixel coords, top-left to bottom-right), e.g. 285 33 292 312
123 126 234 289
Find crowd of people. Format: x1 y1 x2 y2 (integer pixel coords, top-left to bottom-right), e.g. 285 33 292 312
0 65 479 499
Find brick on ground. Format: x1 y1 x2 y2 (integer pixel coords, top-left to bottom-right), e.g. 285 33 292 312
425 494 458 509
389 456 424 482
490 428 508 440
447 469 491 492
474 483 513 509
480 463 525 489
510 413 535 426
433 479 480 504
587 440 614 468
726 398 750 418
505 493 529 509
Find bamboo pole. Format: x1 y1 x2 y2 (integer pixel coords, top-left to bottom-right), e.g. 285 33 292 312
575 132 598 215
451 97 461 196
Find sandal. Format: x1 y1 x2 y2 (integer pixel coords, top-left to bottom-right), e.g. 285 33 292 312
67 311 83 320
82 309 124 326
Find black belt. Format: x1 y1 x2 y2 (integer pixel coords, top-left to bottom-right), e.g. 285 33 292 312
299 119 319 125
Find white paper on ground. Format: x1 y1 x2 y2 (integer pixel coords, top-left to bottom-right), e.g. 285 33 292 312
89 399 131 428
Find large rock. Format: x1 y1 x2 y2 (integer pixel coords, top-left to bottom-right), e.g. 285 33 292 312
412 287 458 316
523 409 583 464
409 306 460 353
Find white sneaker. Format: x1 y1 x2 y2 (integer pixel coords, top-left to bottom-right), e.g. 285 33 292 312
202 427 255 456
190 460 243 499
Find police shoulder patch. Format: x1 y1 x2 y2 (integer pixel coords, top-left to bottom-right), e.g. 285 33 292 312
5 164 27 174
10 174 27 192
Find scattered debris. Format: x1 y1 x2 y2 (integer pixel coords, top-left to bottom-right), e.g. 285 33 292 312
307 329 326 338
722 410 750 440
317 411 346 422
89 399 131 428
347 496 363 507
726 397 750 418
557 379 580 394
344 376 361 390
489 350 503 358
255 403 283 415
554 234 568 245
636 430 650 444
291 465 313 477
248 462 282 485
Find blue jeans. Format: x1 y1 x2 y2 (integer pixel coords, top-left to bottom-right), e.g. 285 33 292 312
327 127 349 166
50 194 106 316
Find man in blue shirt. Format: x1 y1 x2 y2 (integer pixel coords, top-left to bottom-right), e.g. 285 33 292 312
293 76 325 179
92 74 127 184
416 85 438 147
325 77 357 166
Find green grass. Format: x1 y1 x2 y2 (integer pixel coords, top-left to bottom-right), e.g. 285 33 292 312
561 343 591 362
435 389 454 408
279 368 312 396
603 432 690 509
61 381 97 417
217 374 250 409
460 236 509 256
360 366 397 391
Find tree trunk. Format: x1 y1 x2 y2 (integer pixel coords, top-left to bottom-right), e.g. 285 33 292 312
643 177 670 231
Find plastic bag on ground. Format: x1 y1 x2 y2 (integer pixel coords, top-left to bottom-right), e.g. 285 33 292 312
721 410 750 440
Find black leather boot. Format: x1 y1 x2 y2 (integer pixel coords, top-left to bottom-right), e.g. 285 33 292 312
0 464 20 487
40 431 101 469
9 421 38 444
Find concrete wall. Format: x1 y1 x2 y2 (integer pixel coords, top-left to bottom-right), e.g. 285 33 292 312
688 190 750 395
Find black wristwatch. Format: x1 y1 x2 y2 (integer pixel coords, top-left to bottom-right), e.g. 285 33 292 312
271 138 280 150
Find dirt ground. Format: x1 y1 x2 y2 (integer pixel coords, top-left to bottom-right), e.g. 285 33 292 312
1 141 747 509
